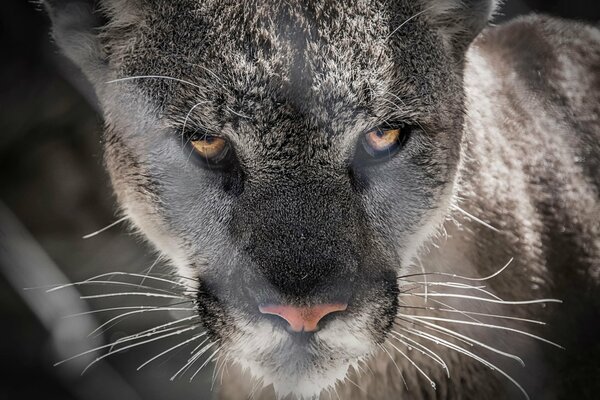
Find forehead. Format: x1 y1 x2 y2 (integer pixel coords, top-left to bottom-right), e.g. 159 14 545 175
111 1 450 140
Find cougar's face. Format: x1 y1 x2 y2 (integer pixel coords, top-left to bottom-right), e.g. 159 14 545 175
100 1 464 397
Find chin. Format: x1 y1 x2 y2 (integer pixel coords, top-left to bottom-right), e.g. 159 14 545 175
222 309 379 399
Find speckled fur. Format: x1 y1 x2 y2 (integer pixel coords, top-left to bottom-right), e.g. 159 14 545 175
45 1 599 399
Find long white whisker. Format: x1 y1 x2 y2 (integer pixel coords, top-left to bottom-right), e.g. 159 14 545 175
398 258 515 282
88 307 196 337
54 322 196 367
398 317 525 366
112 316 199 347
385 6 434 40
63 305 194 318
48 280 181 296
404 327 530 400
82 216 129 239
81 326 198 375
407 315 563 348
48 272 189 291
389 330 449 377
137 332 207 370
402 292 561 305
378 343 408 390
190 337 211 354
171 340 216 380
190 345 221 381
402 281 503 301
433 308 546 325
387 341 437 389
397 315 475 347
81 292 188 300
106 75 203 90
139 255 163 287
452 205 501 233
418 296 486 324
181 101 210 143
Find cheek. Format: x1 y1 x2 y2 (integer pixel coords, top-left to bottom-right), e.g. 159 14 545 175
360 165 436 245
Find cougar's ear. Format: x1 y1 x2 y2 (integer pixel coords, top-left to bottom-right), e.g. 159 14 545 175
44 0 108 86
421 0 500 56
44 0 143 88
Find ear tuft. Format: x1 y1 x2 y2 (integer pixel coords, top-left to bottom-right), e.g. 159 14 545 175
421 0 501 54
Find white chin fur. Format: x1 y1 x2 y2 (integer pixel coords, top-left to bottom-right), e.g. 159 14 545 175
227 312 375 399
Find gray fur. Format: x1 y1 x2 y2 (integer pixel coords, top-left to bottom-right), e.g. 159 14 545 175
45 1 599 399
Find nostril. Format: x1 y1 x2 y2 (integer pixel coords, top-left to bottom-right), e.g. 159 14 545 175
258 303 348 333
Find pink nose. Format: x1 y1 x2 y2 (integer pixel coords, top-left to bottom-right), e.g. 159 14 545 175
258 303 348 332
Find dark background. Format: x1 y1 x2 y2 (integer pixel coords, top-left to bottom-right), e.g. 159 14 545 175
0 1 599 399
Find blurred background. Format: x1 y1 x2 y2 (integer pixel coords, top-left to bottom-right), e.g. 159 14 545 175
0 1 599 399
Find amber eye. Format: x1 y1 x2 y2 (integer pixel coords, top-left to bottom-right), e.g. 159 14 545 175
361 127 404 160
187 133 232 169
191 135 227 158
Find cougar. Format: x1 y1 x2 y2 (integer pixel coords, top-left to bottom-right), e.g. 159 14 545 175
45 0 599 399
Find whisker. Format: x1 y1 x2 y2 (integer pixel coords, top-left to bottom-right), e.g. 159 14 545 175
432 308 546 325
396 316 475 347
171 340 217 380
452 205 501 233
82 216 129 239
385 6 434 40
397 317 525 366
137 332 207 370
106 75 203 90
181 101 210 144
401 281 503 301
48 271 190 291
397 258 515 282
401 292 562 305
81 292 188 300
190 337 211 354
416 296 486 324
88 307 196 338
378 343 408 390
81 325 199 375
190 345 221 382
406 315 563 349
403 327 530 400
112 316 199 347
389 331 449 377
139 255 164 287
55 323 196 367
48 280 182 296
386 341 437 390
62 303 194 318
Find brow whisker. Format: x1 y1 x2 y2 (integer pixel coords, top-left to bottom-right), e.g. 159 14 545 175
106 75 203 90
